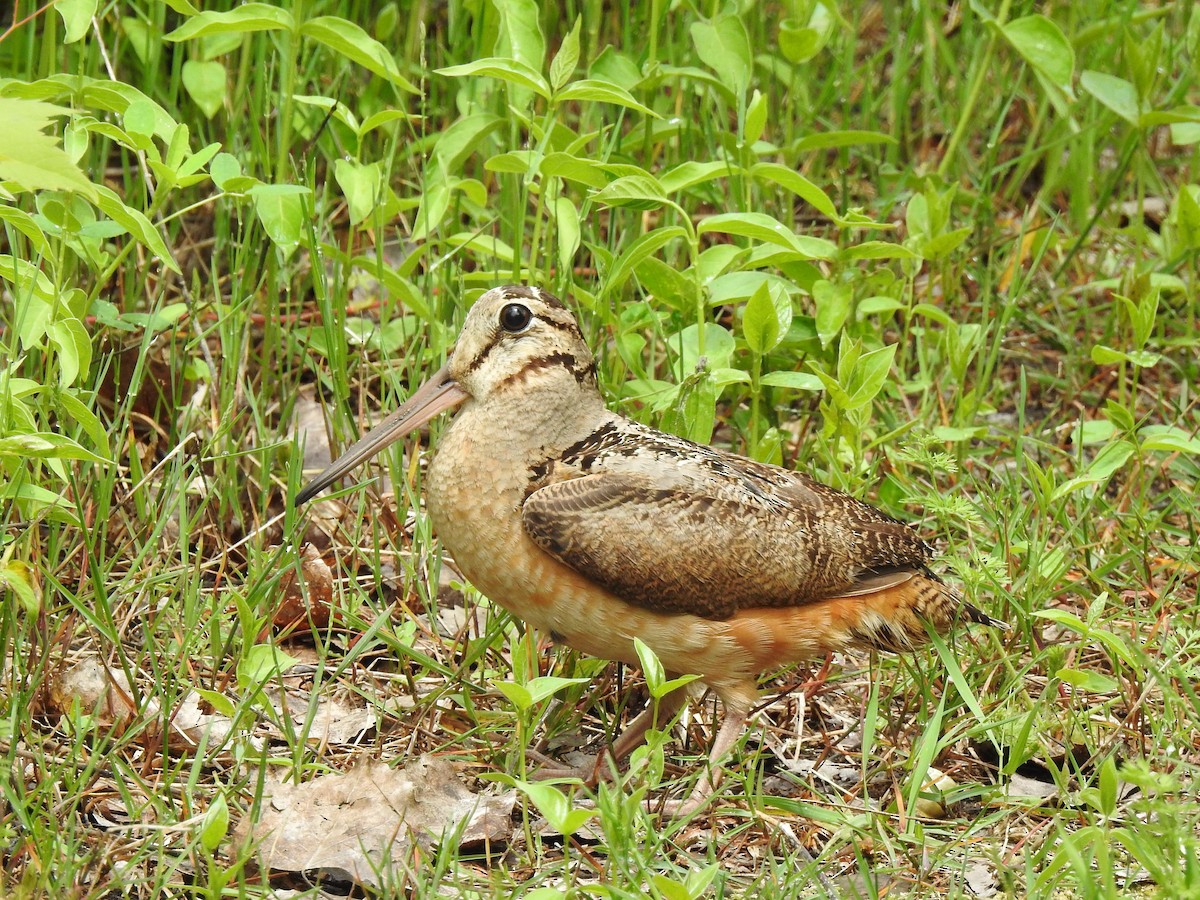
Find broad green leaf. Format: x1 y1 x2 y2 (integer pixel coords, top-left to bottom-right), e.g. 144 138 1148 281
48 317 92 387
602 226 686 295
660 161 735 195
359 109 415 136
1056 668 1119 694
555 80 658 117
1003 15 1075 92
549 17 581 91
300 17 420 94
333 159 383 225
778 5 834 63
690 15 751 98
744 89 767 143
589 45 643 91
699 212 836 259
793 130 895 152
0 560 40 614
539 151 607 188
760 370 823 391
847 343 896 408
750 162 837 219
56 0 97 43
1139 425 1200 455
0 206 50 257
181 60 226 119
199 793 228 852
492 681 532 711
1051 440 1135 501
813 279 851 347
554 196 580 273
669 323 736 378
0 432 109 464
248 184 310 257
591 174 667 210
493 0 545 75
164 4 293 41
1081 70 1140 125
841 241 918 260
742 281 781 355
0 99 97 198
92 186 180 272
237 644 300 692
436 58 551 100
209 152 241 189
514 781 594 836
433 113 505 174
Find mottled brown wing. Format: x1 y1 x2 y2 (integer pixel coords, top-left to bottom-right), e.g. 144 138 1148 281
521 470 932 620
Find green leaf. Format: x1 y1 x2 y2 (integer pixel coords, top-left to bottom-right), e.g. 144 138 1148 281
660 160 735 194
333 159 383 225
300 17 420 94
813 279 851 347
436 58 551 100
549 17 581 91
0 432 109 464
492 681 533 712
1056 668 1119 694
699 212 836 259
591 174 667 210
164 4 294 41
841 241 918 261
690 15 751 98
1003 15 1075 93
778 5 835 63
55 0 97 43
514 781 594 836
0 205 50 257
793 130 895 152
1080 70 1140 125
199 793 229 851
750 162 837 219
847 343 896 408
181 60 226 119
0 559 41 614
742 281 783 355
634 637 666 697
493 0 545 77
432 114 504 174
236 644 300 692
760 370 823 391
555 80 659 117
209 152 242 189
48 317 92 387
0 99 98 198
1051 440 1135 501
554 196 580 274
1139 425 1200 455
602 226 686 295
248 184 310 257
92 186 181 272
743 89 768 144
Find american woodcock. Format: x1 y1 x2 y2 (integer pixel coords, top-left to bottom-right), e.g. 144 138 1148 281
296 285 1002 809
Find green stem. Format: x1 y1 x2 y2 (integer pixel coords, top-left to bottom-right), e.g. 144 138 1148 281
937 0 1013 178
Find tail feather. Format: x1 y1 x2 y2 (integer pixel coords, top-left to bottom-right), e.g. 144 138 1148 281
846 572 1007 653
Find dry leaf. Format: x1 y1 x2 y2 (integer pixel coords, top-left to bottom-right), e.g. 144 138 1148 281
240 756 514 891
275 544 334 630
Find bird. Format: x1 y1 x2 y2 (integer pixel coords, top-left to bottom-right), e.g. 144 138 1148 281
295 284 1002 812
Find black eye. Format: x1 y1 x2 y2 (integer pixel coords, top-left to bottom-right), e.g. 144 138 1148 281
499 303 532 333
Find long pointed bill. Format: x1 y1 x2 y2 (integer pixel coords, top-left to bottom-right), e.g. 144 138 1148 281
294 363 467 506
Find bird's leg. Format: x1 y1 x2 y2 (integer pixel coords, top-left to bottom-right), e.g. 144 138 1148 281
532 678 690 784
653 706 749 816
